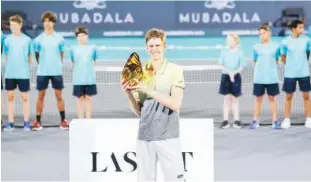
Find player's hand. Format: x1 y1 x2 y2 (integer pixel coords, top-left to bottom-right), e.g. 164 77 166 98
128 81 153 95
120 78 133 94
229 73 235 82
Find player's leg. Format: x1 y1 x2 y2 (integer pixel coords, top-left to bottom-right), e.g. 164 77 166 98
281 78 296 129
266 83 281 129
232 73 243 128
219 74 230 129
157 138 185 181
85 85 97 119
18 79 31 131
1 79 4 131
297 76 311 128
3 79 17 131
77 96 85 119
250 84 265 129
73 85 84 118
136 140 158 182
51 75 68 130
33 76 49 131
85 96 92 119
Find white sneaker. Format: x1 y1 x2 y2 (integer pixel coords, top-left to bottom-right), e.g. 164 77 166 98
281 118 291 129
305 118 311 128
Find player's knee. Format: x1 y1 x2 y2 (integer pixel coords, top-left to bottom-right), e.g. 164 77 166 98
38 92 46 101
56 94 63 102
7 94 15 102
231 97 238 103
255 96 263 102
302 93 310 101
286 94 293 101
85 96 91 101
21 94 29 102
268 96 275 102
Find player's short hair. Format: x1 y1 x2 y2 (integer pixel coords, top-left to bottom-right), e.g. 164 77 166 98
75 26 88 36
258 24 270 31
145 28 166 44
227 33 240 45
289 20 304 29
41 11 57 23
9 15 23 25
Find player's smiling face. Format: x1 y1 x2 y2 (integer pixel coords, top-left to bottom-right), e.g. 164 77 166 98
146 38 167 60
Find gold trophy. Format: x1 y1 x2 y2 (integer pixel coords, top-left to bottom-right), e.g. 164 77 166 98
121 52 154 87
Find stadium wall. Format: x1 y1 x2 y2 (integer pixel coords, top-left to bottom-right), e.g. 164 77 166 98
1 0 311 37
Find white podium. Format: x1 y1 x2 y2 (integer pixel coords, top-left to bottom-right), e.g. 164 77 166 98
69 118 214 182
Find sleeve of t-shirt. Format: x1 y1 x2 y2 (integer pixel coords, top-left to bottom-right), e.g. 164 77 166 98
34 37 41 52
58 36 65 52
93 46 97 61
28 39 34 56
172 65 185 89
280 39 288 56
275 45 281 59
3 38 9 54
253 46 258 62
69 48 74 62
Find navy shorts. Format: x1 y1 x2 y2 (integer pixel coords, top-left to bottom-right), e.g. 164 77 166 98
282 76 311 93
219 73 242 97
1 78 3 90
73 85 97 98
37 76 64 91
5 79 30 92
253 83 279 96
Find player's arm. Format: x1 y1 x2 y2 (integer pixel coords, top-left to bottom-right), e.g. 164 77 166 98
126 91 142 116
28 54 32 64
253 46 258 65
147 68 184 112
28 40 33 64
148 85 184 112
59 37 65 63
60 51 65 63
233 50 246 75
280 41 287 64
93 46 97 64
276 46 281 64
3 39 9 63
34 39 40 64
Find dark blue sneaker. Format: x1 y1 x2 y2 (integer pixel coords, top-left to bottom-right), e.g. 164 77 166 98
272 121 281 129
249 120 259 129
3 122 15 132
24 121 32 131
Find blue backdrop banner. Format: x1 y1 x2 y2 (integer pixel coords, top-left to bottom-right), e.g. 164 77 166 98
2 1 311 37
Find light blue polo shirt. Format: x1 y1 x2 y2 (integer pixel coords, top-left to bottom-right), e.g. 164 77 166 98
219 47 247 73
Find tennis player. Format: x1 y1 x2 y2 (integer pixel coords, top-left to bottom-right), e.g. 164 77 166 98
70 27 97 119
121 28 186 181
219 33 246 129
280 20 311 129
32 11 68 131
2 15 32 131
249 25 281 129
